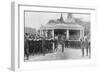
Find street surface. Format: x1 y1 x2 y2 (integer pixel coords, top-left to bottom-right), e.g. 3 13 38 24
25 44 90 62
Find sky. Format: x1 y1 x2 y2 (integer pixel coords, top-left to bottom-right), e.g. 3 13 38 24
25 11 90 30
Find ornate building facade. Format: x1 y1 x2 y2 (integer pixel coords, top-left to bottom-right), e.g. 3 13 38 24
39 13 84 41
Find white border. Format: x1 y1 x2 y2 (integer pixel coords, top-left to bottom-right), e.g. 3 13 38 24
11 2 97 71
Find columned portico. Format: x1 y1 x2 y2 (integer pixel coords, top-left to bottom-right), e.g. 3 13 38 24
39 13 84 50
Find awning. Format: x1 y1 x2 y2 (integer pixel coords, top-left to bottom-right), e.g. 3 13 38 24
40 23 84 30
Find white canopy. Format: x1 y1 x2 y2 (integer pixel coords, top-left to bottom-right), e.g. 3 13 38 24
40 23 84 30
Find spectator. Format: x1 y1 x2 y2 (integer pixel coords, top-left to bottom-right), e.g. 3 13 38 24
80 38 85 57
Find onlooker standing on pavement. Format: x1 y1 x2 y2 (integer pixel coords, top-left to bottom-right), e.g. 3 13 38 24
85 37 91 57
80 38 85 57
80 36 91 57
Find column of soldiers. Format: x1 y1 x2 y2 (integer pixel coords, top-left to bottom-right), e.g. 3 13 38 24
24 33 54 60
24 33 91 60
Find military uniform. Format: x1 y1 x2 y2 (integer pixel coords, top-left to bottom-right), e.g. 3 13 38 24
24 39 29 60
42 36 46 55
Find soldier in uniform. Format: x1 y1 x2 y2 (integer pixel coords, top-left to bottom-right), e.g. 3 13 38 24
42 35 46 56
24 35 30 60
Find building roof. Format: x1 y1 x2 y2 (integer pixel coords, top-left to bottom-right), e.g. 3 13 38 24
40 23 83 30
40 13 84 30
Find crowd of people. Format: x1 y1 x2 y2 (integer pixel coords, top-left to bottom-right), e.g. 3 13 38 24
24 32 91 60
24 33 54 60
80 36 91 57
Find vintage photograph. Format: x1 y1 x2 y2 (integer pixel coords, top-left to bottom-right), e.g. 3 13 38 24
24 11 91 62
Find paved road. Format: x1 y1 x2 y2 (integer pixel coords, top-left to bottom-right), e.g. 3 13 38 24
25 46 90 62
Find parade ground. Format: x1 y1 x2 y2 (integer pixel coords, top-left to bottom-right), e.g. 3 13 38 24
25 44 90 62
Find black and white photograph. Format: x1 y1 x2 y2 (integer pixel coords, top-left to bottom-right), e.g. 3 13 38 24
10 1 98 71
24 11 91 62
